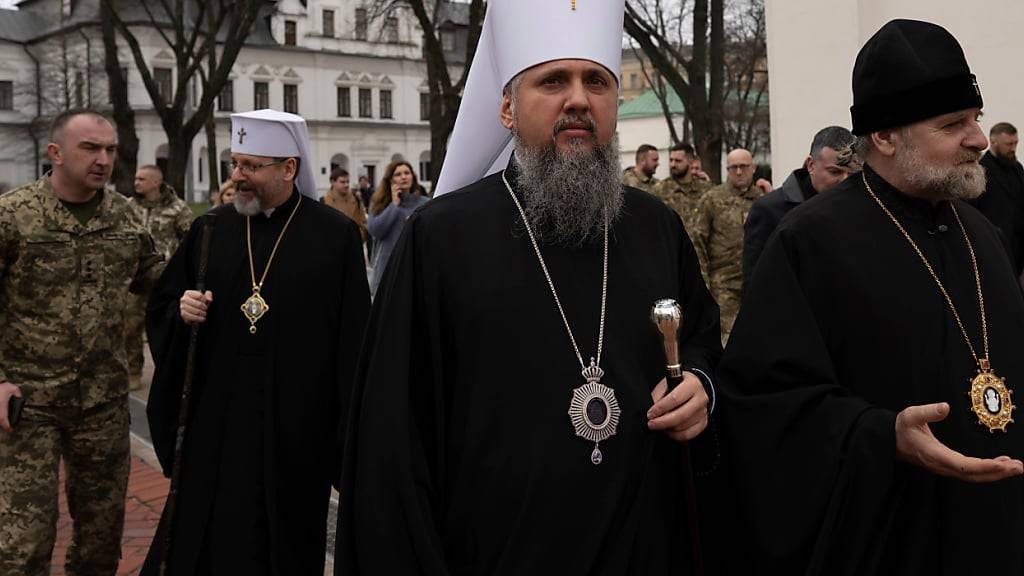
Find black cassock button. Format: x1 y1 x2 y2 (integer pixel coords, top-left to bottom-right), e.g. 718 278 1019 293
938 224 949 233
586 398 608 426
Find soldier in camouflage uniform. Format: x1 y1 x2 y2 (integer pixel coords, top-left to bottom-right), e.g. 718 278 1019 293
621 143 660 193
125 165 193 386
691 148 763 345
0 110 162 576
653 142 713 243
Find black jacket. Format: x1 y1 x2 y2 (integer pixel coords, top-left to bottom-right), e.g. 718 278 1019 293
972 150 1024 275
742 168 816 294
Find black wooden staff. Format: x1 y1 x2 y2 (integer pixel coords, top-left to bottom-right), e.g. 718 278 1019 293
159 214 216 576
651 299 704 576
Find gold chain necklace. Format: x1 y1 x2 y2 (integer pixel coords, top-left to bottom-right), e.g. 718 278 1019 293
241 194 302 334
862 172 1014 432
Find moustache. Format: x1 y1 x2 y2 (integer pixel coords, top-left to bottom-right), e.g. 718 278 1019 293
552 115 596 138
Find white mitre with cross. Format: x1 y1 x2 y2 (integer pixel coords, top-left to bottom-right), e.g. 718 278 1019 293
230 109 319 200
432 0 625 197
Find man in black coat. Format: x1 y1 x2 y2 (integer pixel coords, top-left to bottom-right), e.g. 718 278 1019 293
741 125 858 292
972 122 1024 276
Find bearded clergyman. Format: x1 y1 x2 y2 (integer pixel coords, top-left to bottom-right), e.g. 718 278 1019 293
142 109 370 575
718 19 1024 575
334 1 722 574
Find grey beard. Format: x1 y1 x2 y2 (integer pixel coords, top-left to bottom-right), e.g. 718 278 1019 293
895 139 986 201
513 135 624 247
233 193 263 216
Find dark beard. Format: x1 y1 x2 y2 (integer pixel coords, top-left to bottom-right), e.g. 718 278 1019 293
512 135 624 247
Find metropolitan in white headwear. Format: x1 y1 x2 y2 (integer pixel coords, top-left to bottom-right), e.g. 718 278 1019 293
142 109 371 575
337 1 721 574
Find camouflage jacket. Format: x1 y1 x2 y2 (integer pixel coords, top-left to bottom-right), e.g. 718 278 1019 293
0 177 162 407
622 167 659 194
691 181 764 291
653 173 713 241
129 188 193 264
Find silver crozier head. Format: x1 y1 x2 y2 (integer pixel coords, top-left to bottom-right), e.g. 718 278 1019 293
651 299 683 367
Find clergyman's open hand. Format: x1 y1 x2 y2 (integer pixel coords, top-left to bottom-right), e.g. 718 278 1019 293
895 402 1024 482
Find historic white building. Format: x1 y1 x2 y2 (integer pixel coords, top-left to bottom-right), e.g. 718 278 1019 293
765 0 1023 180
0 0 454 201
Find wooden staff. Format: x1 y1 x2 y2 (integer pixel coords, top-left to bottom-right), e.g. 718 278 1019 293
159 214 216 576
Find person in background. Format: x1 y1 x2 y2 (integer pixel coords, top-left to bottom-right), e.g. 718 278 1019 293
622 143 660 193
324 168 368 256
692 148 765 343
742 126 859 291
366 160 428 296
125 165 193 389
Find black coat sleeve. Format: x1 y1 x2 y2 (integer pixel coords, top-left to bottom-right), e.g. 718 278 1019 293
719 226 901 576
144 216 206 476
741 197 776 297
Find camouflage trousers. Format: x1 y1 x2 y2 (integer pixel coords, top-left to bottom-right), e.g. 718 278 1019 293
0 399 130 576
712 285 741 347
125 293 146 377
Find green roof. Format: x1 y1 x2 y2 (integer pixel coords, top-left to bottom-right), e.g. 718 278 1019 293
618 87 770 120
618 89 685 119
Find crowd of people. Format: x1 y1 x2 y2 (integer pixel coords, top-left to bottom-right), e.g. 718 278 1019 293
1 1 1024 575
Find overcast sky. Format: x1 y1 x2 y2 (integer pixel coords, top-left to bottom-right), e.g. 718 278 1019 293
0 0 16 9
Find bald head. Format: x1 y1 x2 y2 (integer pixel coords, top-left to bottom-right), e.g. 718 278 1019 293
725 148 755 190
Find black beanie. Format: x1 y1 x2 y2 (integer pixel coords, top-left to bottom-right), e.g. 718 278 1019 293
850 19 983 136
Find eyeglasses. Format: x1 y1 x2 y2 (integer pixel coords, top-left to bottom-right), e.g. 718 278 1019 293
229 159 286 177
726 163 753 172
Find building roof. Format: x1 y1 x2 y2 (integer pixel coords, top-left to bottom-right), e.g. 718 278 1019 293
618 88 685 119
0 0 278 46
0 8 50 42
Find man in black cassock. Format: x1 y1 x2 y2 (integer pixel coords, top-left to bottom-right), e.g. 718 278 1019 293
141 109 370 576
335 1 722 574
719 19 1024 575
971 122 1024 277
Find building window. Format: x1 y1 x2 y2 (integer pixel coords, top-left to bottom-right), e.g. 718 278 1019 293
0 81 12 110
284 84 298 114
61 0 71 17
380 89 392 119
337 86 351 117
254 81 269 109
355 8 367 41
419 92 429 121
384 16 399 43
154 67 173 103
419 160 432 183
323 9 335 37
284 19 296 45
441 29 455 52
218 80 234 111
358 88 372 118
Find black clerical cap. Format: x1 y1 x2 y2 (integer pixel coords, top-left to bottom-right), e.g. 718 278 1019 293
850 19 983 136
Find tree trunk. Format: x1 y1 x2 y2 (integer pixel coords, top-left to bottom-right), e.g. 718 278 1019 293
707 0 725 182
205 114 218 202
165 130 191 200
100 3 139 197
